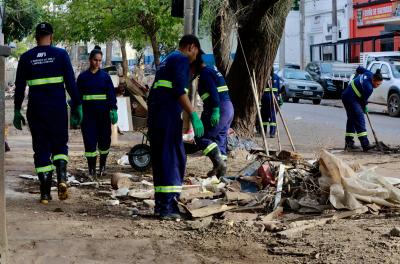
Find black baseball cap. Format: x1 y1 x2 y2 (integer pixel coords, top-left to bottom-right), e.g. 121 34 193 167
179 34 205 55
35 22 53 36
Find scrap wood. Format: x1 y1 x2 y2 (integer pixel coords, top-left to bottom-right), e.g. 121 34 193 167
261 206 284 223
182 202 238 218
180 190 215 203
277 206 368 238
225 191 254 203
277 150 302 161
273 164 286 209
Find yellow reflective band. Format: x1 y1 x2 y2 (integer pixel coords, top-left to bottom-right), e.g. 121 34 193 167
99 149 110 155
154 186 182 193
36 165 55 173
154 80 173 89
221 155 227 161
201 93 210 100
262 122 269 125
185 88 189 94
83 94 107 100
264 88 278 92
269 122 277 126
27 76 64 86
85 152 97 158
351 81 362 98
357 132 368 137
53 154 68 162
345 133 356 137
203 143 218 156
217 85 229 93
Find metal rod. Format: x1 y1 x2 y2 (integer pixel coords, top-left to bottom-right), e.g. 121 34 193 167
272 94 296 152
365 112 382 151
269 83 281 152
193 0 200 36
251 71 269 156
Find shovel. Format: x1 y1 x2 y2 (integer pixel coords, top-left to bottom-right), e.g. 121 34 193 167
365 112 385 151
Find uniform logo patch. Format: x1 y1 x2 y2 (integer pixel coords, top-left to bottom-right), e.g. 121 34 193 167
37 52 46 58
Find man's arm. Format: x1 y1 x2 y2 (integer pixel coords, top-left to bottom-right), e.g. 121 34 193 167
178 94 194 114
14 55 27 110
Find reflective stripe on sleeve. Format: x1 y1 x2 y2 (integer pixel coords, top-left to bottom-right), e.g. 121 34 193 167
217 85 229 93
154 186 182 193
203 143 218 156
83 94 107 100
201 93 210 100
264 88 278 92
153 80 173 89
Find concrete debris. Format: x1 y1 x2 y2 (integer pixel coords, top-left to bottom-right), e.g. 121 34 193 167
117 155 130 166
268 247 316 256
106 200 120 206
222 212 258 222
19 174 39 181
389 227 400 237
188 216 213 230
112 187 129 197
128 189 154 200
143 199 155 208
111 173 132 190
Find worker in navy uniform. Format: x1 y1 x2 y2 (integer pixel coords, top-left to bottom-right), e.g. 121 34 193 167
13 22 82 204
147 35 204 220
193 55 234 178
342 66 382 152
77 47 118 179
261 68 282 138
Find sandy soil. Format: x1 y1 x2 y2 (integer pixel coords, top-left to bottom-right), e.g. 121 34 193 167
4 99 400 264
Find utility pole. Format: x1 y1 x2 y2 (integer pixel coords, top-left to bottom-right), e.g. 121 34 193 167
300 0 305 69
279 29 286 70
0 1 9 262
332 0 338 60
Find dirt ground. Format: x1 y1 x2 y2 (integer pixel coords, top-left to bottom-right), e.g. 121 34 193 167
4 99 400 264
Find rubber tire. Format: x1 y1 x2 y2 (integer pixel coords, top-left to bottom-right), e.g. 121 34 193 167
281 87 289 102
128 144 151 172
312 99 321 105
292 98 300 103
388 93 400 117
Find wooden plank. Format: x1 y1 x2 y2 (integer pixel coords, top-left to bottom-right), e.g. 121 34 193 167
189 203 238 218
273 164 286 209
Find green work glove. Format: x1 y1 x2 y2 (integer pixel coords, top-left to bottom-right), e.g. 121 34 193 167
190 112 204 138
70 105 83 127
278 96 284 107
364 106 369 114
13 109 26 130
210 107 220 127
110 109 118 125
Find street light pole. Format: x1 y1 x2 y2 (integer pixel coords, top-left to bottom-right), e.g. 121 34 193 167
332 0 338 60
300 0 305 69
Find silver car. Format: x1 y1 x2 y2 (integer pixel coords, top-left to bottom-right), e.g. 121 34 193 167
278 68 324 105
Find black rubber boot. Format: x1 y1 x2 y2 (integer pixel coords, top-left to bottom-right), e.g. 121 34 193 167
345 141 359 151
38 171 53 204
206 147 227 178
362 144 375 153
99 154 107 177
54 160 68 200
87 156 97 179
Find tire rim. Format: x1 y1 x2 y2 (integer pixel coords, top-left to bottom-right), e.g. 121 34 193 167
389 96 399 114
132 148 150 167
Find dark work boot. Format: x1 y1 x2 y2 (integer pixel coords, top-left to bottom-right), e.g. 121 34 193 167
99 154 108 177
362 144 375 153
345 141 359 151
38 171 53 204
54 160 69 200
206 147 227 178
87 156 97 180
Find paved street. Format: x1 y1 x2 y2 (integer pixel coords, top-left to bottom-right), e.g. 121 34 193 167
270 100 400 153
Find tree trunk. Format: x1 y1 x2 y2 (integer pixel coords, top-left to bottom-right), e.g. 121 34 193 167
221 0 292 137
150 33 161 66
211 0 234 77
106 41 113 66
119 39 128 78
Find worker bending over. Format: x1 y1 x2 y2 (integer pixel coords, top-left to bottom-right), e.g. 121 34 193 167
194 55 234 178
342 66 382 152
13 22 82 204
147 35 204 220
77 47 118 178
261 68 282 138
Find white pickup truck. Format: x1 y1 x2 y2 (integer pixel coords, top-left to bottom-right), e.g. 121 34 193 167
366 60 400 117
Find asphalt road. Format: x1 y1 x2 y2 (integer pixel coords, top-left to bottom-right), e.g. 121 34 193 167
269 100 400 153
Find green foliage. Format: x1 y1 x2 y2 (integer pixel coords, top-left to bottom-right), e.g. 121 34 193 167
10 40 29 59
199 0 222 36
3 0 43 43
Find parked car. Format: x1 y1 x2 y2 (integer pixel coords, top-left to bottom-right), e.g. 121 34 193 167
306 61 357 98
278 68 324 105
366 61 400 117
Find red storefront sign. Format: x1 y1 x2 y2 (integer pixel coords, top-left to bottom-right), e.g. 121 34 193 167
356 2 394 26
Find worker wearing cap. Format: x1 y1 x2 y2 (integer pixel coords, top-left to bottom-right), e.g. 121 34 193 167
77 47 118 178
193 56 233 178
148 35 204 220
261 68 281 138
342 66 382 152
13 22 82 204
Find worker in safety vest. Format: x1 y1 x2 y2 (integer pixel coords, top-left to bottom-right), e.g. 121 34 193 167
13 22 82 204
147 35 204 220
193 56 234 178
261 68 282 138
342 66 382 152
77 47 118 179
